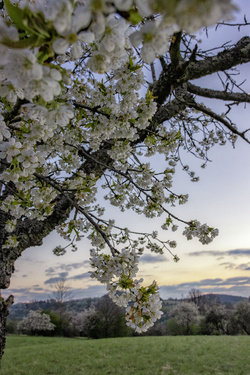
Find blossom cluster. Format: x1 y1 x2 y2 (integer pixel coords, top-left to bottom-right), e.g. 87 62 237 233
183 220 219 245
17 311 55 334
0 0 236 81
89 249 163 333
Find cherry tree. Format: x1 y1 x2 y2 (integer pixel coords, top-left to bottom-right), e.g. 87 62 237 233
1 0 250 358
17 310 55 335
171 301 200 335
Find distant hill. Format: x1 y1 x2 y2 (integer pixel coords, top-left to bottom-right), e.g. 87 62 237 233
204 293 248 305
8 293 248 322
8 297 99 321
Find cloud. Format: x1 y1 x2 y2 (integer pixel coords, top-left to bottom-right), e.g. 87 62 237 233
71 285 107 299
235 263 250 271
5 288 31 294
45 267 56 276
140 254 168 263
3 274 250 303
60 261 90 272
189 248 250 257
228 249 250 256
45 261 89 276
2 284 107 303
58 271 68 278
219 262 235 269
219 262 250 271
159 276 250 299
224 277 250 285
44 276 63 285
44 269 91 284
189 250 222 257
69 272 90 281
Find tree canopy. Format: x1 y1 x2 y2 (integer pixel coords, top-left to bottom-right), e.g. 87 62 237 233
1 0 250 356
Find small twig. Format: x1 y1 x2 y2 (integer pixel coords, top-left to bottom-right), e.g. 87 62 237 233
72 101 110 118
34 173 119 256
150 62 156 82
188 102 250 144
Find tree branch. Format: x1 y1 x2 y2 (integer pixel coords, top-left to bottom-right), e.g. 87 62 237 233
181 36 250 82
151 37 250 105
3 99 28 124
34 173 119 256
188 102 250 144
149 89 194 130
73 101 110 118
187 82 250 103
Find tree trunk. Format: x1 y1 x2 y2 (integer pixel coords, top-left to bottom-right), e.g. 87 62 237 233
0 295 14 360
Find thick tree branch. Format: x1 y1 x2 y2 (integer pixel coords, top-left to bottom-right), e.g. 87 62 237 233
187 82 250 103
0 295 14 359
148 89 194 131
151 37 250 105
182 36 250 82
3 99 28 124
0 193 73 288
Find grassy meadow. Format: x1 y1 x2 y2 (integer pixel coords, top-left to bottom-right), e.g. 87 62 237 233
1 335 250 375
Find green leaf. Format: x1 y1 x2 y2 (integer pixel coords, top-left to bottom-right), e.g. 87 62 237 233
165 216 173 227
36 44 54 63
4 0 27 31
128 9 143 25
127 55 142 72
24 11 51 38
146 134 157 145
145 90 156 105
175 130 182 140
98 81 107 96
2 34 38 49
9 156 20 172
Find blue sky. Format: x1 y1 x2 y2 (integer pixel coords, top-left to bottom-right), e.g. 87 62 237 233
2 0 250 303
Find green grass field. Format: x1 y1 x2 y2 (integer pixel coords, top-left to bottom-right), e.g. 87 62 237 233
1 335 249 375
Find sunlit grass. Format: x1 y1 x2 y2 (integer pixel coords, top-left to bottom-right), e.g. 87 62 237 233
1 335 249 375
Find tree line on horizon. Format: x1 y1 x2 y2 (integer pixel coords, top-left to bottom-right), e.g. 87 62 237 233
6 290 250 338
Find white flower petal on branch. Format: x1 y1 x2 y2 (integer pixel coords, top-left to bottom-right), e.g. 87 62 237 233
52 38 69 54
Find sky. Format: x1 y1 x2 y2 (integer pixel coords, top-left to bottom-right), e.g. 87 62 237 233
2 0 250 303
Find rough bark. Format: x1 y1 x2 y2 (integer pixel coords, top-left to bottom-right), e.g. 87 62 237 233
0 295 14 359
187 82 250 103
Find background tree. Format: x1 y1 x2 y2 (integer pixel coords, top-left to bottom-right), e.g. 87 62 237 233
170 301 201 335
51 278 73 320
72 307 99 338
231 300 250 335
187 289 203 306
42 309 76 337
95 295 131 338
187 289 209 315
17 310 55 336
52 278 73 306
73 295 130 339
1 0 250 358
200 303 231 335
